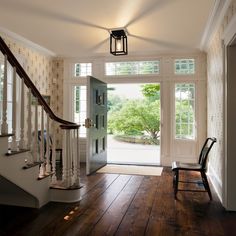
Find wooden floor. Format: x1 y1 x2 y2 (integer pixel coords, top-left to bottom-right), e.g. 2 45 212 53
1 166 236 236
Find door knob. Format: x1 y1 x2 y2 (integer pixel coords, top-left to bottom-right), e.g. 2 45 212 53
84 118 94 128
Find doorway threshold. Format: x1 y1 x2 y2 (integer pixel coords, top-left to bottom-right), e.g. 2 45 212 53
107 161 161 167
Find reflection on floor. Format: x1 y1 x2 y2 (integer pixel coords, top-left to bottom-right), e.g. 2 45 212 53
1 165 235 236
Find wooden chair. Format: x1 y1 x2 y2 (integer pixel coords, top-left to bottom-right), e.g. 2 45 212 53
38 130 62 165
172 137 217 200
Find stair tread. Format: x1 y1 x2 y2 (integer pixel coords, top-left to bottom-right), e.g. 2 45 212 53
0 133 14 137
37 172 54 180
22 161 43 169
6 149 30 156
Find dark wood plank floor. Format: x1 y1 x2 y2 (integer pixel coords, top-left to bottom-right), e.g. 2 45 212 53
1 166 236 236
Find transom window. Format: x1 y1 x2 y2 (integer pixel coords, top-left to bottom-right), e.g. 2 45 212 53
175 59 195 75
175 83 195 140
105 61 160 76
75 63 92 77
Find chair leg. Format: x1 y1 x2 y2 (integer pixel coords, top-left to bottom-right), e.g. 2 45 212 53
173 170 179 199
173 172 176 188
201 171 212 200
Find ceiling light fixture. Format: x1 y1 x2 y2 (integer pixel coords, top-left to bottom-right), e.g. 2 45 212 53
110 29 128 56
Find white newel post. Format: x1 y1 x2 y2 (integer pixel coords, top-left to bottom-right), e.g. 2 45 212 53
19 78 25 149
51 122 57 184
61 125 80 188
69 129 73 186
73 128 80 186
11 67 18 151
33 98 39 162
62 129 66 183
62 128 73 188
39 106 45 177
45 113 51 173
1 55 8 134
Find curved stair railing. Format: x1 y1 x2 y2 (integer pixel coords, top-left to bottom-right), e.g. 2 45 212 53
0 36 80 189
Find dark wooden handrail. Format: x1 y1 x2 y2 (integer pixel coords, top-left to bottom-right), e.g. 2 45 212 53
60 124 80 130
0 36 76 126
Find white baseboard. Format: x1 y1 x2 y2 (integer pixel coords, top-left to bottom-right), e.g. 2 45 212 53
208 163 223 202
50 188 82 203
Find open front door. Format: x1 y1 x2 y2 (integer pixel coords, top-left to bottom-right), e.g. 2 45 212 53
86 76 107 175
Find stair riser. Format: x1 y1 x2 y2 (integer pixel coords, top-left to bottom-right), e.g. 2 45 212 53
0 137 9 155
0 152 50 208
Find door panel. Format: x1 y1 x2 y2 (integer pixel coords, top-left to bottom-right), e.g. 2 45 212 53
86 76 107 174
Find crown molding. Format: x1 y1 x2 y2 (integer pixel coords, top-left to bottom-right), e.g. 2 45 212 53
0 26 56 57
200 0 232 51
223 13 236 45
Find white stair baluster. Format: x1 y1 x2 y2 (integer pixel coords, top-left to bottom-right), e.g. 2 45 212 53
45 113 51 173
39 106 45 177
19 78 25 149
33 97 39 162
51 122 57 184
1 55 8 134
11 67 18 151
27 89 32 150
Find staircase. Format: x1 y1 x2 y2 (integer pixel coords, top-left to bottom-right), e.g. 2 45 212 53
0 37 81 208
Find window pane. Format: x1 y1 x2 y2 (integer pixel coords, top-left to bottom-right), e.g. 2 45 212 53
175 59 195 74
105 61 160 76
75 63 92 77
175 83 195 140
74 86 87 137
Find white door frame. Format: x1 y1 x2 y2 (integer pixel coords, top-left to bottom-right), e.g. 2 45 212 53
63 55 206 167
222 14 236 210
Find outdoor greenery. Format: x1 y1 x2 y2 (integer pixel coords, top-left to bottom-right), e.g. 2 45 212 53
106 61 159 76
108 84 161 144
175 83 195 139
108 83 195 144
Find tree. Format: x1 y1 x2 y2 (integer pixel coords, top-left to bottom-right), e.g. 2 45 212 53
108 99 160 139
107 94 124 112
141 84 160 101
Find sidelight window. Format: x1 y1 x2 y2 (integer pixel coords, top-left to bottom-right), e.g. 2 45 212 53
175 83 195 139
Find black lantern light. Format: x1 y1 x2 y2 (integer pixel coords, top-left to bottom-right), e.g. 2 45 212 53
110 29 128 56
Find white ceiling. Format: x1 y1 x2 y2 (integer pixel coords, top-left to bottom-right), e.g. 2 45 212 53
0 0 215 57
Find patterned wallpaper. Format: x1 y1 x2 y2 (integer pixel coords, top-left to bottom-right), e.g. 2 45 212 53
207 0 236 195
51 59 64 147
207 29 224 183
0 35 64 148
